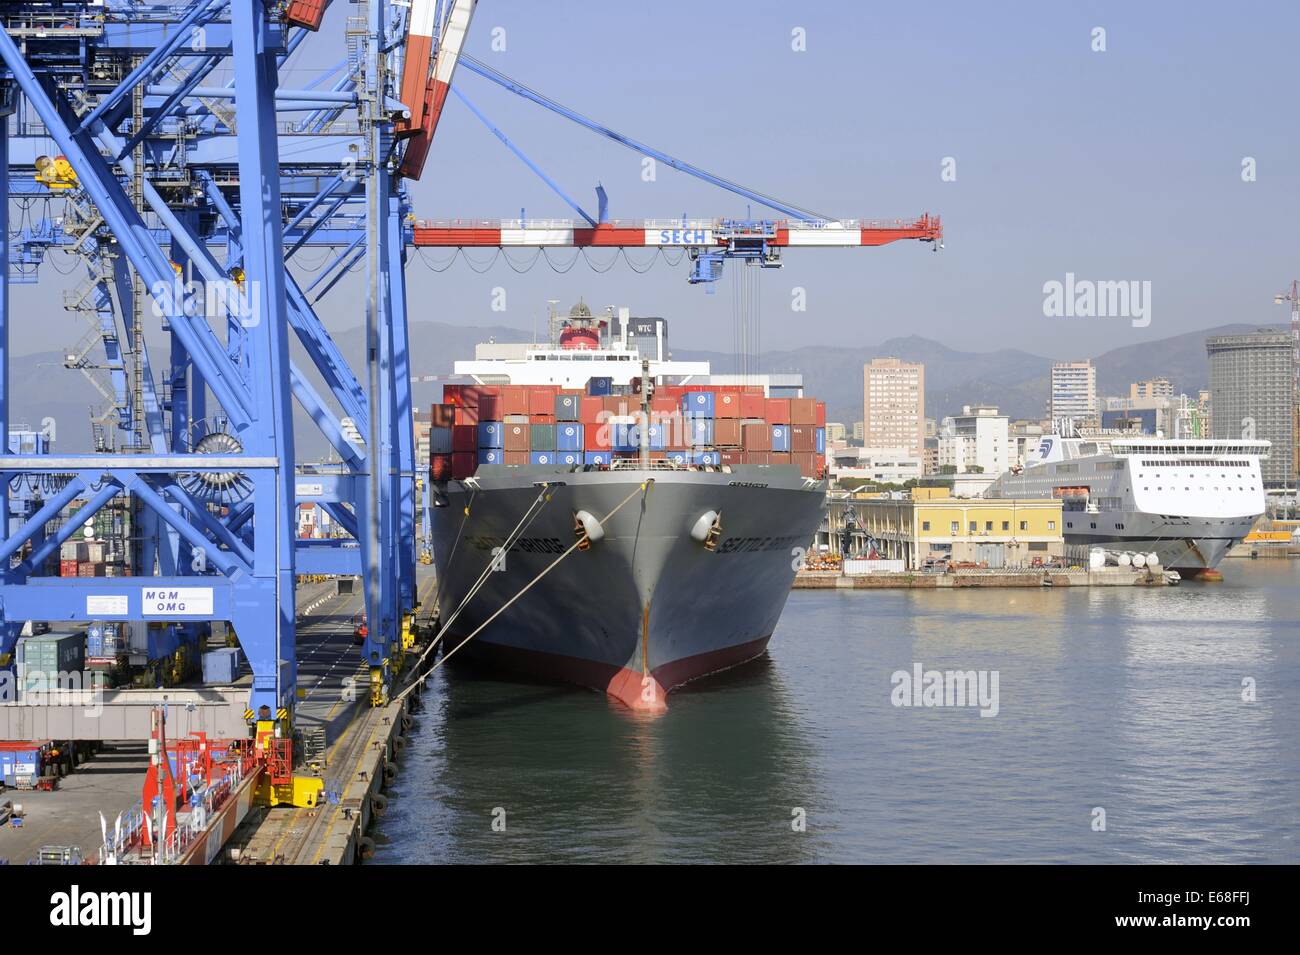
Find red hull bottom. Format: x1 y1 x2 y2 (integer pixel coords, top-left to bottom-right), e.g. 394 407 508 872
458 635 773 713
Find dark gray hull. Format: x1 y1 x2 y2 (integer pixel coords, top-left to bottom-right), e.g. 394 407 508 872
431 465 826 710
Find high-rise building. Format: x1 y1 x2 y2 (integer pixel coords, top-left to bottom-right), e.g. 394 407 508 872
862 358 925 458
1130 377 1173 400
1207 331 1294 487
938 405 1009 475
1050 360 1098 425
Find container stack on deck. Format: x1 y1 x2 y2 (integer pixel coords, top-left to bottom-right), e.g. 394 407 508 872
429 384 827 481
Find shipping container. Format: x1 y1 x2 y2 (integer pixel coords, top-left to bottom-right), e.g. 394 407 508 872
790 397 817 425
587 377 612 396
477 421 504 448
504 450 529 466
430 453 453 482
478 394 501 420
530 423 556 451
554 394 580 420
584 451 611 466
453 404 480 426
682 391 715 417
504 423 530 451
452 424 477 452
815 401 827 427
766 398 791 424
477 448 504 466
429 426 453 454
742 422 771 451
793 451 819 478
556 423 584 451
77 562 106 577
501 385 529 417
715 391 741 418
771 424 791 453
556 451 582 466
713 418 741 447
528 388 558 417
430 403 455 428
745 451 771 465
740 392 766 418
530 451 556 465
815 427 826 453
790 425 817 452
584 423 613 451
689 418 714 447
666 449 690 465
579 396 604 423
451 452 476 479
693 450 721 466
60 559 79 577
720 450 744 466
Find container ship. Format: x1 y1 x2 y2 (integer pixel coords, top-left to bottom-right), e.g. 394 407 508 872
983 432 1269 576
426 304 827 711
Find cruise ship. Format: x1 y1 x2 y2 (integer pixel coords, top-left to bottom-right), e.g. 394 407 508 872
427 304 828 711
984 433 1269 576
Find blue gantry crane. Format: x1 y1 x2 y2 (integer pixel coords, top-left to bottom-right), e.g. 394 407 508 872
0 0 939 733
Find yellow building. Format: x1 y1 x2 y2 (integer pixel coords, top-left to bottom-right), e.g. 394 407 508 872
853 487 1064 569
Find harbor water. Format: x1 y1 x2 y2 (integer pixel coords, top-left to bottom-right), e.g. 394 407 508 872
374 560 1300 863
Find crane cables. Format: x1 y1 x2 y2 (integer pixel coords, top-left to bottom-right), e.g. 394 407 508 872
394 479 654 705
731 260 762 384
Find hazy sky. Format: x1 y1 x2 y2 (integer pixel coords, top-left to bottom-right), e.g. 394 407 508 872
12 0 1300 362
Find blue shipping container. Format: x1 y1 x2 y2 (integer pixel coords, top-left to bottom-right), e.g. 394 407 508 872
815 427 826 453
477 421 504 448
556 423 584 451
554 394 580 420
477 448 504 466
587 377 612 396
666 450 690 465
682 391 715 417
584 451 611 466
690 419 714 447
771 425 791 453
556 451 582 466
530 451 556 465
694 450 721 466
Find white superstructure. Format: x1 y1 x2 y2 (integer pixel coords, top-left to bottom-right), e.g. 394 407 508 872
984 433 1269 574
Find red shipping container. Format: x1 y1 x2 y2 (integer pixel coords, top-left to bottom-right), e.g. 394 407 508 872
430 454 452 483
715 391 741 418
454 405 479 427
815 401 827 427
285 0 328 30
790 397 816 425
663 416 689 450
790 425 817 452
766 398 791 424
452 425 477 452
742 422 771 451
501 386 529 416
793 452 818 478
442 384 464 407
769 451 792 464
504 423 530 452
528 388 558 416
504 451 529 466
478 394 501 421
451 453 477 479
714 418 741 447
745 451 770 465
431 403 455 428
580 396 604 423
60 559 79 577
740 393 766 418
650 397 676 415
584 422 613 450
602 395 631 415
720 450 744 466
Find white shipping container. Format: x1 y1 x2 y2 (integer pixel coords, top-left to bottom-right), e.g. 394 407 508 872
843 558 906 575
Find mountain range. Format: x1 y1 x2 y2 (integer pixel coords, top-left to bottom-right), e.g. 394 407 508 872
10 321 1286 453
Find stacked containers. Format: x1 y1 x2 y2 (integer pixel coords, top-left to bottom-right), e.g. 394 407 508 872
427 383 827 481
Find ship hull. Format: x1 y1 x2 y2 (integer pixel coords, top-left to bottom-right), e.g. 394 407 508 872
1061 511 1256 575
431 466 825 711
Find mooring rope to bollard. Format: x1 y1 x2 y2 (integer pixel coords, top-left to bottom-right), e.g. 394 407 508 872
395 479 653 704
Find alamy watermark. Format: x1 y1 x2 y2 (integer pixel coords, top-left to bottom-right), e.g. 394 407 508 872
1042 272 1151 328
891 662 999 717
